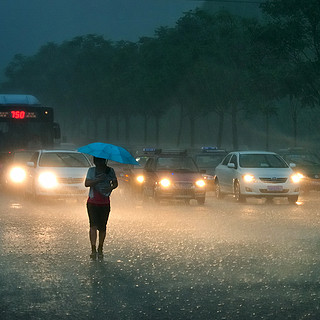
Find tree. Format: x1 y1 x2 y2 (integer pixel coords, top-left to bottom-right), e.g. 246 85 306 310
261 0 320 146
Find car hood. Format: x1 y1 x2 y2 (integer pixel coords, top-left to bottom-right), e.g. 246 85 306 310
156 171 203 182
132 168 144 174
199 168 216 176
37 167 90 178
238 167 293 177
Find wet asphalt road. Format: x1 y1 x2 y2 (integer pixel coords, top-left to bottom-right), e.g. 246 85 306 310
1 189 320 320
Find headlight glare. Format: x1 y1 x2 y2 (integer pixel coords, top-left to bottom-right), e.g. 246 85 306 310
38 172 58 189
291 173 303 183
159 178 171 187
243 174 255 183
196 179 206 187
9 167 26 183
136 175 144 183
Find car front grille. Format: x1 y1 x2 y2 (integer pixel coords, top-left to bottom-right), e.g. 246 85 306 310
174 189 193 196
174 182 193 189
58 177 84 184
259 177 287 184
259 189 289 193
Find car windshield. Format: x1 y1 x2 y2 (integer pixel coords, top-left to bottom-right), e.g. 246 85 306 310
13 152 34 164
239 154 288 168
39 152 91 167
283 153 320 165
156 156 198 172
195 154 226 168
136 156 149 167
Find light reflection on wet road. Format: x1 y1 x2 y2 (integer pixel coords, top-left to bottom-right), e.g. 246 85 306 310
1 190 320 319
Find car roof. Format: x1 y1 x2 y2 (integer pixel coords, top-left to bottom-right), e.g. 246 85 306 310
194 150 227 155
155 153 191 158
231 151 278 155
38 149 84 153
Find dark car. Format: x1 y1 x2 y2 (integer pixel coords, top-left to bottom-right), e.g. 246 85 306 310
142 150 206 204
278 148 320 192
192 147 227 190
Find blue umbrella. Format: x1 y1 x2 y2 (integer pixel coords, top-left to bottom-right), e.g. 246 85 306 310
78 142 139 165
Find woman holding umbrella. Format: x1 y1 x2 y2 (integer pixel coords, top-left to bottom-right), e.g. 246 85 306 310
85 156 118 260
79 142 139 260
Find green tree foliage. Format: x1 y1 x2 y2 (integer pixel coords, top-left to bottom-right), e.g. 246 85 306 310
261 0 320 146
1 5 320 149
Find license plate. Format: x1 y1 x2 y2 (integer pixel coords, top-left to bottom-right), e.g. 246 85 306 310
175 183 192 189
267 185 283 191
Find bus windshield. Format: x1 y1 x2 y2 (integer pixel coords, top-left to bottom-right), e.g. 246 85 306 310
0 122 55 151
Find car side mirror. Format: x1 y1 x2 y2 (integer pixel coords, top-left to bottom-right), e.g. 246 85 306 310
27 161 35 168
289 163 296 168
227 163 236 169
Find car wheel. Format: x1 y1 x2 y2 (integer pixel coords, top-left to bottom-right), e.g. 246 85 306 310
215 179 224 200
196 197 205 205
288 195 298 204
234 181 246 203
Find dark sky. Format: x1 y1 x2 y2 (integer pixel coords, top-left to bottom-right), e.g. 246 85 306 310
0 0 204 80
0 0 263 81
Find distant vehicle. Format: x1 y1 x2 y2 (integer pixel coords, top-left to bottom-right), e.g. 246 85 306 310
0 94 60 153
278 148 320 192
141 149 206 204
191 147 227 190
23 149 92 199
117 148 160 195
214 151 301 204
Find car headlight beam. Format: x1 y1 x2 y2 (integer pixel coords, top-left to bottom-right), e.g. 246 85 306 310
136 175 144 183
243 174 255 183
9 167 26 183
38 172 58 189
195 179 206 187
291 173 303 183
159 178 171 187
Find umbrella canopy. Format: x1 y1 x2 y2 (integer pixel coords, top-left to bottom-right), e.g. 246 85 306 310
78 142 139 165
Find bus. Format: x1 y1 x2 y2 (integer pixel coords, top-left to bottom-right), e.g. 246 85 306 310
0 94 60 152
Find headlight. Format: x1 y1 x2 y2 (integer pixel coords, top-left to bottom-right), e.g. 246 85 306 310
291 173 303 183
243 174 255 183
9 167 26 183
38 172 58 189
203 174 214 181
195 179 206 187
136 175 144 183
159 178 171 187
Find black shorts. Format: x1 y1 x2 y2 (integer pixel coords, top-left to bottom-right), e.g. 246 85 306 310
87 203 111 231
